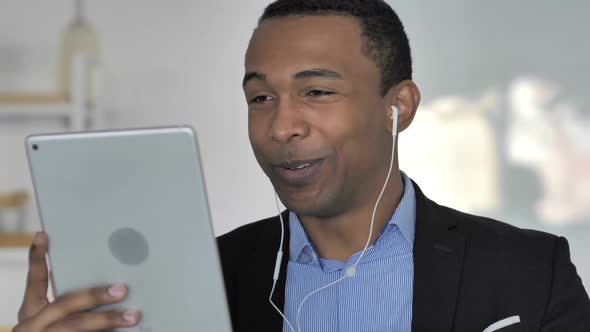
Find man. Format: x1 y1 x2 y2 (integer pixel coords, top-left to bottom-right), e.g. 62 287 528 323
14 0 590 331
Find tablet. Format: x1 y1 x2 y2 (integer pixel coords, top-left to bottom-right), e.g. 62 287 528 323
26 126 233 332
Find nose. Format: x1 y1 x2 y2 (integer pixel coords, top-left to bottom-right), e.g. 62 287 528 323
270 99 309 144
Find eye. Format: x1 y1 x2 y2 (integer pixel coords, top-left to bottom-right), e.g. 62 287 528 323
249 95 274 104
306 90 335 97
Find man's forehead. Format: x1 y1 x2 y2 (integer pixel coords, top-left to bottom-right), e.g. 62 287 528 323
244 15 365 74
246 15 363 58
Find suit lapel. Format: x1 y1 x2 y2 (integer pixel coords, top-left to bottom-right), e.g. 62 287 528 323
235 210 290 332
233 184 466 332
412 182 466 332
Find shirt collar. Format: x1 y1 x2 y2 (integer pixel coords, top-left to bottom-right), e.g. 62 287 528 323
289 171 417 262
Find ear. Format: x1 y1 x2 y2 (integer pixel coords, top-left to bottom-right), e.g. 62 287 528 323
385 80 421 134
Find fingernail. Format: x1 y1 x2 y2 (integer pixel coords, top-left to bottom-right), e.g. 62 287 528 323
108 284 127 298
32 232 45 246
123 310 140 323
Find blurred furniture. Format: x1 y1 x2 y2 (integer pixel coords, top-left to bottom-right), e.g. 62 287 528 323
0 190 33 248
0 233 33 248
0 54 103 131
0 190 29 236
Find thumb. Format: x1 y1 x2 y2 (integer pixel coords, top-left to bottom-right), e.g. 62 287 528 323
18 232 50 322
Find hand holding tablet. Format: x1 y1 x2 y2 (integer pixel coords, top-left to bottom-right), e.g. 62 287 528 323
15 127 233 332
14 232 141 331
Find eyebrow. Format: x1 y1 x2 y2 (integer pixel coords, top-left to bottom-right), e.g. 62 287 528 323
293 68 343 80
242 72 266 87
242 68 343 87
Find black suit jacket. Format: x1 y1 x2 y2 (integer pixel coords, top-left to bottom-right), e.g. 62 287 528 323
217 183 590 331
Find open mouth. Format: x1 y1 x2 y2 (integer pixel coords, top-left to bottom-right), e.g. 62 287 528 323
285 162 312 170
273 159 324 185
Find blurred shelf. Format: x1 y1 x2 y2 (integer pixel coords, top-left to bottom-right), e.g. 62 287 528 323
0 104 72 119
0 190 28 209
0 93 72 119
0 92 69 104
0 56 103 132
0 233 34 248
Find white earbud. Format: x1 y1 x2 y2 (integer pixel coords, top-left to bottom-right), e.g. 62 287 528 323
391 105 399 137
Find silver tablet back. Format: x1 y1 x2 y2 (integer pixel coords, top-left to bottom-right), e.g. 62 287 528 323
26 126 233 332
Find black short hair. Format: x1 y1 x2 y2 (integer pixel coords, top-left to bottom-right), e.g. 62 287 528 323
258 0 412 96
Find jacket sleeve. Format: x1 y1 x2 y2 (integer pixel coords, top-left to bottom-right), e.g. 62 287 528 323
541 236 590 331
217 233 239 331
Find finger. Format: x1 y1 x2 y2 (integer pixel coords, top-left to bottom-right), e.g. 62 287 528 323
19 232 49 321
45 309 141 332
31 284 129 330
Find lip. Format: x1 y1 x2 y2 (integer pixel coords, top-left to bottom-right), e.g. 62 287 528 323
273 159 325 186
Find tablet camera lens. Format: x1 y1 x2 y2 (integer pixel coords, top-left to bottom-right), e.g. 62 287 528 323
32 144 38 151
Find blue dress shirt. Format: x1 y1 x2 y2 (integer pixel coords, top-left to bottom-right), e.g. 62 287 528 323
284 173 416 332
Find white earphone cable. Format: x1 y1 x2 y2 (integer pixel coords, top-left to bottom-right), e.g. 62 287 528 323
270 106 399 332
269 193 296 332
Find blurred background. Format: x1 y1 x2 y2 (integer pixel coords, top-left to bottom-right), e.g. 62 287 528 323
0 0 588 327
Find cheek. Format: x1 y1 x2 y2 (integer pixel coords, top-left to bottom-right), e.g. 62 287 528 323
327 106 383 171
248 112 272 166
248 112 267 145
313 104 373 151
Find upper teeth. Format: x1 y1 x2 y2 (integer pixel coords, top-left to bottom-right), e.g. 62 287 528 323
292 163 311 169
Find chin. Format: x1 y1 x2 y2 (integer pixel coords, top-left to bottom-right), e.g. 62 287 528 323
277 186 342 218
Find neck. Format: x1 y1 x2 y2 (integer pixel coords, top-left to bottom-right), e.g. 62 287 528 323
298 169 404 262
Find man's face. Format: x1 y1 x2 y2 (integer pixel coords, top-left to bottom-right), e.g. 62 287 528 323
244 15 392 217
